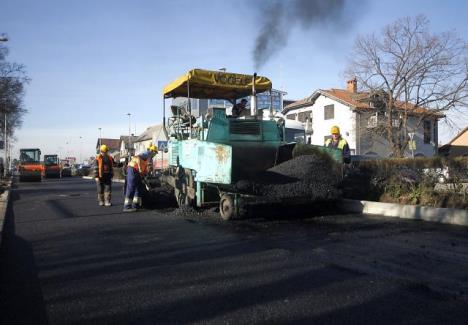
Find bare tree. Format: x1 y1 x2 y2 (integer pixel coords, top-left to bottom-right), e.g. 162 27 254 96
346 15 468 157
0 42 29 139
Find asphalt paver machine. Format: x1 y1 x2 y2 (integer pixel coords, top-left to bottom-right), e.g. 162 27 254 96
160 69 342 220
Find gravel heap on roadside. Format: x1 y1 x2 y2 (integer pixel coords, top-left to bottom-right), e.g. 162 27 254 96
248 154 341 202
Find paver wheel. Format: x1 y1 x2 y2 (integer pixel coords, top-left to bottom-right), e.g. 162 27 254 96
175 186 194 207
219 194 237 221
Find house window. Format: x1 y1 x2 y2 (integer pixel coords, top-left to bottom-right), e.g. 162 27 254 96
286 114 296 120
367 115 377 128
392 118 401 128
324 105 334 120
423 120 431 144
297 111 310 123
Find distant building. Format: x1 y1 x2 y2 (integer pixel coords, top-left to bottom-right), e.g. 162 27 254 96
133 124 169 169
95 138 120 156
439 127 468 157
119 135 138 160
283 79 442 157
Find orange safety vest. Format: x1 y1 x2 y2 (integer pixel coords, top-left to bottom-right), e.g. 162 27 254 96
128 156 149 175
96 154 114 178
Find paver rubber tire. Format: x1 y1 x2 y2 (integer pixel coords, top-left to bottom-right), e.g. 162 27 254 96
175 187 193 207
219 194 237 221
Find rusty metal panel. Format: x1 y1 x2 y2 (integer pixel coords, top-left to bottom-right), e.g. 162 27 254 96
179 139 232 184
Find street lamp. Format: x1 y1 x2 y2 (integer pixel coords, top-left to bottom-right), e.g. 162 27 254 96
1 35 8 177
126 113 131 157
79 136 83 163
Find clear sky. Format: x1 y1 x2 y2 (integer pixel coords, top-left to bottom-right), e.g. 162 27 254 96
1 0 467 161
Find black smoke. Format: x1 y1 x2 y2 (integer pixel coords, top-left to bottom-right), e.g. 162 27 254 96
253 0 351 69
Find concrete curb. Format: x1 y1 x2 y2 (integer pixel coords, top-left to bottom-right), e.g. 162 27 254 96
340 199 468 226
0 180 12 241
82 176 125 183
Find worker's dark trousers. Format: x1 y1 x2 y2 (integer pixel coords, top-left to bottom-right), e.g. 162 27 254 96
124 167 142 209
96 176 112 204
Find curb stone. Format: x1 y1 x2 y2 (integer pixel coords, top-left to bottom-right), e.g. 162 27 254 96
0 180 12 241
340 199 468 227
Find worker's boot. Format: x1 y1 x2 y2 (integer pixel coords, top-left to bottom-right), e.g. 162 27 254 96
132 196 142 210
98 194 104 206
104 192 112 207
123 197 136 212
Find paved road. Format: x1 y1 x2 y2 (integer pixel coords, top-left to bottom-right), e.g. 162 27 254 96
1 178 468 324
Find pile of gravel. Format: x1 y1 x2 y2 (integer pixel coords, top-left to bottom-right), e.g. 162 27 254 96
241 154 341 202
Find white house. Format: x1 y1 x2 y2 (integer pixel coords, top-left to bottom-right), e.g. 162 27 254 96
439 127 468 157
133 124 169 169
283 79 441 157
118 135 138 160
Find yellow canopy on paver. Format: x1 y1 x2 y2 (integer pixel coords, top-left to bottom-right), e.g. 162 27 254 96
163 69 272 99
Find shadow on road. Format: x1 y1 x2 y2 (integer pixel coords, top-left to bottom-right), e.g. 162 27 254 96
0 198 49 325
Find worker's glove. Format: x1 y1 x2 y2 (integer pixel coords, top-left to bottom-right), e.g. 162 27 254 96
95 177 100 182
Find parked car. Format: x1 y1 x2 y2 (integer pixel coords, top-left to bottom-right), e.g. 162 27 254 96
77 164 91 176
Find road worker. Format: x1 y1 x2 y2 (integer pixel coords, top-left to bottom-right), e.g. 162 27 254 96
123 144 158 212
325 125 351 164
93 144 114 206
231 98 248 118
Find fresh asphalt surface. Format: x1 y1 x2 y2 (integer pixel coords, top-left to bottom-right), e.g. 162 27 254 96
1 178 468 324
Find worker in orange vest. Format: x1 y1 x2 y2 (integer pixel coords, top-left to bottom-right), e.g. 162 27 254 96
123 145 158 212
93 144 114 206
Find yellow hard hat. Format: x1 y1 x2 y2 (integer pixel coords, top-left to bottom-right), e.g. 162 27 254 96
100 144 108 152
331 125 340 135
148 144 158 153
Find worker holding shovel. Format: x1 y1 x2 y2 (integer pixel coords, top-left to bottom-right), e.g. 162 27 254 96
123 145 158 212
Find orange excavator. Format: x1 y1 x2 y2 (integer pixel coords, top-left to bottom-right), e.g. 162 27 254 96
18 148 42 182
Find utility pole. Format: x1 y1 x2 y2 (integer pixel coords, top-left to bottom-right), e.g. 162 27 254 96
4 112 7 177
98 128 102 147
1 35 8 177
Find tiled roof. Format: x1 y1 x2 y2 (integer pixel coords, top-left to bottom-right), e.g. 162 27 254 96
135 124 165 142
283 88 443 117
96 138 120 151
320 89 370 109
445 126 468 146
284 97 311 111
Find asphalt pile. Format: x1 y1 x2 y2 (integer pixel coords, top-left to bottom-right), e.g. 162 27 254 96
248 154 341 202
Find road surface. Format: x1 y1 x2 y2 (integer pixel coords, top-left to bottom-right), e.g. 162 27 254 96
1 177 468 324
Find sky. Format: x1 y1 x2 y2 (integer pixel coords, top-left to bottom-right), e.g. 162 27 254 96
1 0 467 162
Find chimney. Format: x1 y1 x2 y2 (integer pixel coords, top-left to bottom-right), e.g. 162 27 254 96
347 78 357 93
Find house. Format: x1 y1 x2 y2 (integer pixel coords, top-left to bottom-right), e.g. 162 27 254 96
95 138 120 156
438 127 468 157
282 79 442 157
118 135 138 161
133 124 169 169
